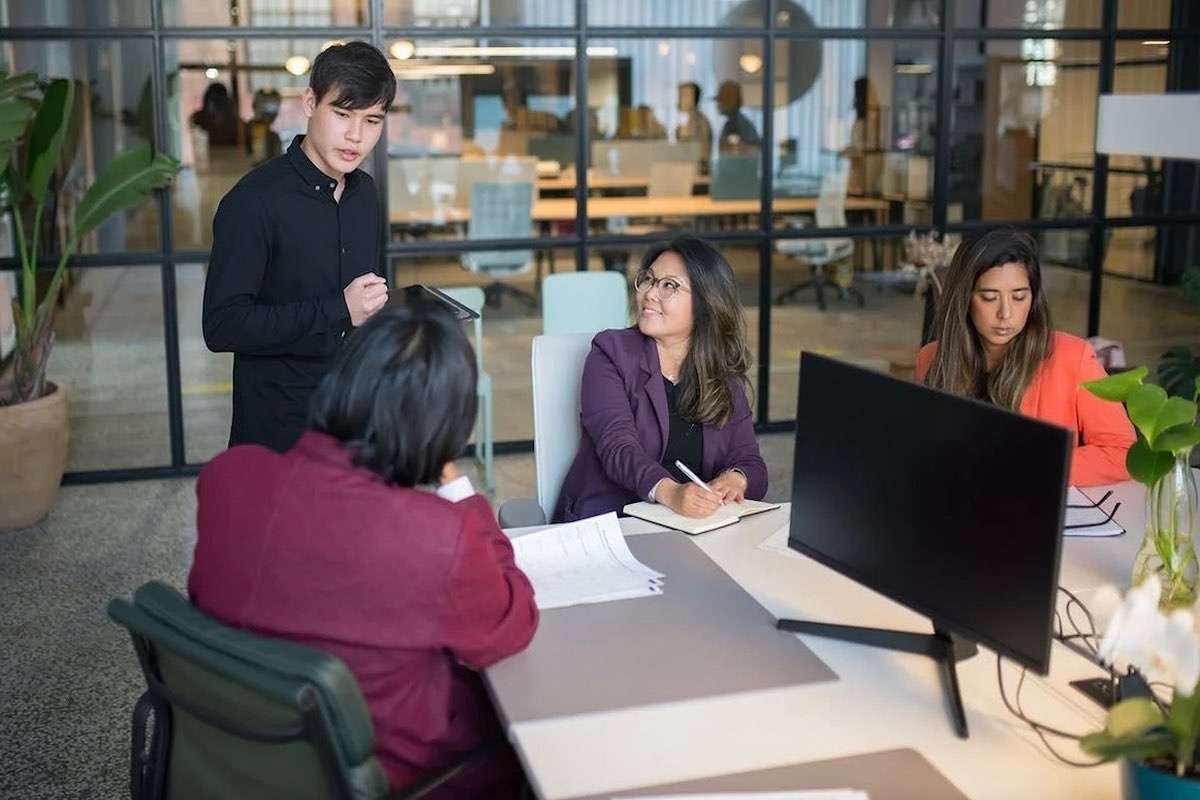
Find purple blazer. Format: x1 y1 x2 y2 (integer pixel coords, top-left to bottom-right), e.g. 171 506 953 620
552 328 768 523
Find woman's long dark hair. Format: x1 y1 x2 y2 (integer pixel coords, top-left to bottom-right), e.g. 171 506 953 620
638 236 752 427
924 227 1053 410
308 306 477 486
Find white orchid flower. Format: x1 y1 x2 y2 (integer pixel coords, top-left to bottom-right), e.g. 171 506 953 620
1098 576 1200 695
1098 576 1163 668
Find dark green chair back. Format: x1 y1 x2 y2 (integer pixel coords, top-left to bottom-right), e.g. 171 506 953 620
108 581 389 800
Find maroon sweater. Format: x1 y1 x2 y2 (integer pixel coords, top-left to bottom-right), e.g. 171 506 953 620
188 431 538 791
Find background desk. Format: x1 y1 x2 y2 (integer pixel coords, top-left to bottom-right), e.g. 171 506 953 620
488 482 1147 799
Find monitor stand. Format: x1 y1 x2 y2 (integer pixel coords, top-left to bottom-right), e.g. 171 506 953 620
776 618 978 738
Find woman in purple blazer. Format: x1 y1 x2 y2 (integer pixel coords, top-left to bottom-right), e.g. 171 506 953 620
553 236 768 523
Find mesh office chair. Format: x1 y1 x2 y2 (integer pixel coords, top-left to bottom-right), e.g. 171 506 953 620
461 181 538 309
774 171 864 311
108 581 499 800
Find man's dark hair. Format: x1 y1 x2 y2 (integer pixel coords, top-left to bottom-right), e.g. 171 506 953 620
309 40 396 112
680 82 702 105
308 306 477 487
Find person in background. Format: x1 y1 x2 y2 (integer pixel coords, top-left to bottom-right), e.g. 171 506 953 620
676 81 713 175
715 80 761 152
202 41 395 452
190 82 243 148
189 305 538 798
916 226 1134 486
554 235 768 523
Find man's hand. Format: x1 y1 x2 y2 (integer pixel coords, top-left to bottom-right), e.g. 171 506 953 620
709 470 748 504
657 480 724 519
343 273 388 327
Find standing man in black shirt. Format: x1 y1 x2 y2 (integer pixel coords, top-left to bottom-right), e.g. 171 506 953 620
203 41 397 452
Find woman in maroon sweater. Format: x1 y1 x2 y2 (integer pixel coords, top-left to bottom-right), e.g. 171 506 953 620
188 305 538 797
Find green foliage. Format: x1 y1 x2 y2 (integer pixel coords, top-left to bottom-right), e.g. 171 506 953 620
1084 369 1200 486
1160 346 1200 401
0 69 180 404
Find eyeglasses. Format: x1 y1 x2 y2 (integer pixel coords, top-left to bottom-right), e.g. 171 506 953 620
634 271 691 299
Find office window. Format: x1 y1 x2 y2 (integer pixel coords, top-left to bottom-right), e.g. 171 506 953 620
386 0 570 27
1105 40 1175 229
55 265 172 471
163 0 367 27
0 1 151 27
0 38 163 254
1118 0 1172 30
947 39 1100 226
954 0 1101 28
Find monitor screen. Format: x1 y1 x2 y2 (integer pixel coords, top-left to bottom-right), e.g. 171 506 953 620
789 352 1071 673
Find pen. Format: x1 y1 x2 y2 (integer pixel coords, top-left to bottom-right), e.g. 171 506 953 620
674 460 722 503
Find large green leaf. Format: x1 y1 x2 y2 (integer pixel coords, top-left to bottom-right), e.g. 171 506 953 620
1156 426 1200 454
1080 730 1176 762
1128 437 1177 486
23 78 73 205
73 143 180 242
1128 383 1169 445
1150 397 1200 448
0 71 38 186
1083 366 1148 403
1159 346 1200 400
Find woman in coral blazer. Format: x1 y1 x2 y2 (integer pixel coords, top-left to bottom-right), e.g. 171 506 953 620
553 236 768 523
916 227 1134 487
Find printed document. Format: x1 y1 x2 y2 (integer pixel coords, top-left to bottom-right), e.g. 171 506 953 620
510 512 664 609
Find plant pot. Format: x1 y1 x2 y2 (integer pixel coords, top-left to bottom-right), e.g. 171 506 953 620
1132 448 1199 610
1122 759 1200 799
0 382 68 532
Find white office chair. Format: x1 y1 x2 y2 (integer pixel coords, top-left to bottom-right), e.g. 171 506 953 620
541 271 629 335
496 333 594 527
461 181 538 309
433 286 494 493
774 170 863 311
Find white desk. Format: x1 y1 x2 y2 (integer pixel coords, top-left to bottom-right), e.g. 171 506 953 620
490 483 1146 799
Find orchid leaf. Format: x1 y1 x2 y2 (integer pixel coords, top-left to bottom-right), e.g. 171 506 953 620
1083 366 1148 403
1108 697 1167 737
1080 730 1176 762
1128 438 1176 486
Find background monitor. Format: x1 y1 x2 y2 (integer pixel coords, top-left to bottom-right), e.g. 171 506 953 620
784 352 1071 735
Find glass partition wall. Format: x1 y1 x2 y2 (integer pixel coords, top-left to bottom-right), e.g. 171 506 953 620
1 0 1196 480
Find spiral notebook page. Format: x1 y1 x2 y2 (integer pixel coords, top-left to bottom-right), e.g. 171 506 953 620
510 512 665 609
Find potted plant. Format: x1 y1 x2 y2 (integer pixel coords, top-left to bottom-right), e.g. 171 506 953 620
1083 369 1200 609
0 70 179 531
1083 575 1200 798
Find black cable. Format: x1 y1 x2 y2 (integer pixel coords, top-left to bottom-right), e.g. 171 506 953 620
995 655 1106 768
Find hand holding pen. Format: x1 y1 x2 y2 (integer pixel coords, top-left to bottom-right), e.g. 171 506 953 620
664 460 724 518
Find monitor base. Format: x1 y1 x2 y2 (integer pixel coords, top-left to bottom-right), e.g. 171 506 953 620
776 618 977 738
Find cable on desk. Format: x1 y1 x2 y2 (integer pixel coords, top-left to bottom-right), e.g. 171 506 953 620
995 655 1104 768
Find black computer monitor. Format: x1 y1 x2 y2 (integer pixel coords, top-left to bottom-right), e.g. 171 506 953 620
781 352 1072 738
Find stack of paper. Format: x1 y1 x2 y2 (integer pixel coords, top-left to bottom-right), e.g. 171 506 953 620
510 512 664 610
1063 486 1125 537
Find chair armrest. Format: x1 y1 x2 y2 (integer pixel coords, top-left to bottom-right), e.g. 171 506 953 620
497 498 546 529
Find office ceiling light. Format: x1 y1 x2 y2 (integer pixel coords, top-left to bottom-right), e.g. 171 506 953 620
412 45 617 58
895 63 934 74
658 41 670 57
390 40 416 60
204 67 219 79
284 55 311 76
391 63 496 80
1142 40 1170 46
738 53 763 74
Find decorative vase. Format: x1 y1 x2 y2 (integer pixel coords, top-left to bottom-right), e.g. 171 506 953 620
1132 448 1199 610
0 382 69 532
1122 758 1200 799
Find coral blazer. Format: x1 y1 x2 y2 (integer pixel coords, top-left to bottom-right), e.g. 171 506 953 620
553 328 768 523
916 331 1134 486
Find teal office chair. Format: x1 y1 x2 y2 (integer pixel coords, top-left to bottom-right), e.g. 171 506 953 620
435 286 494 493
460 181 537 309
540 271 629 335
107 581 500 800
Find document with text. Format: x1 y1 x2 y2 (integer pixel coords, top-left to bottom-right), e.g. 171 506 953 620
510 512 665 610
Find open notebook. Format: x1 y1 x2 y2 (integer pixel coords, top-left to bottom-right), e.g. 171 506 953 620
623 499 782 535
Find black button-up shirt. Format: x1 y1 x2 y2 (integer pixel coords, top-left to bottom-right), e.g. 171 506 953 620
202 135 381 452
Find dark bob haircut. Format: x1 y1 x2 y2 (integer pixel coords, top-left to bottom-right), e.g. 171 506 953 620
308 306 477 487
309 40 397 113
